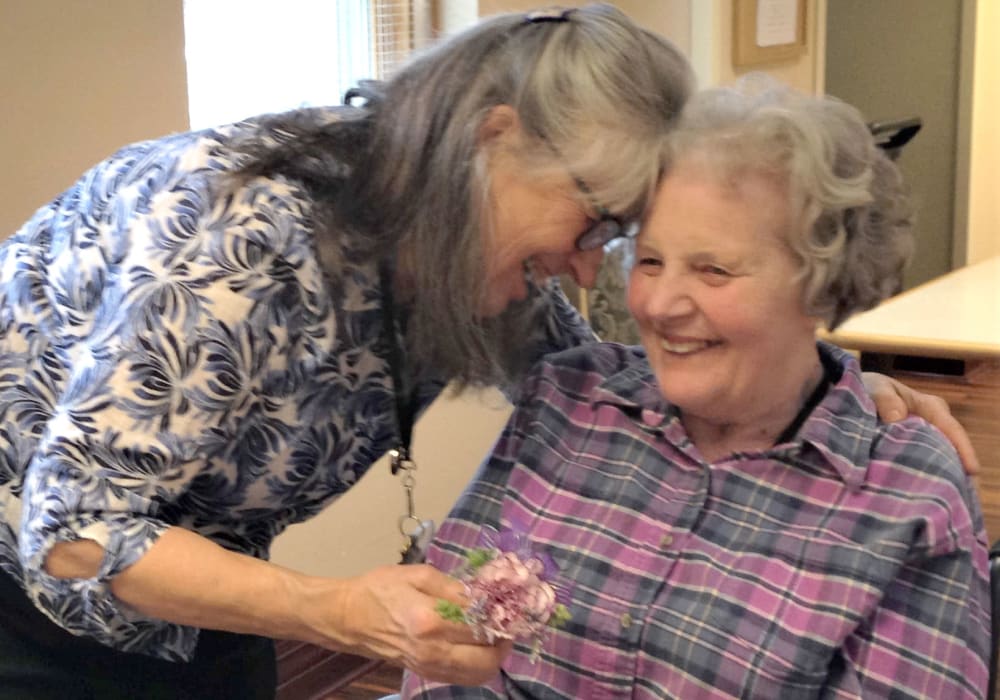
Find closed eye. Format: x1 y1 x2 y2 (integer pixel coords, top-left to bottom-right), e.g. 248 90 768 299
698 263 731 277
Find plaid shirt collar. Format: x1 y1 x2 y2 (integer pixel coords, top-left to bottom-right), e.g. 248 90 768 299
588 342 875 490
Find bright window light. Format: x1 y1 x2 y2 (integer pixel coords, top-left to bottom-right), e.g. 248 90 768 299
183 0 374 130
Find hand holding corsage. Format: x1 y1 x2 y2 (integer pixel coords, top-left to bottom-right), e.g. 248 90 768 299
436 526 570 660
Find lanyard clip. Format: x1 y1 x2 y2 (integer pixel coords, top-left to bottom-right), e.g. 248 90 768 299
389 447 414 476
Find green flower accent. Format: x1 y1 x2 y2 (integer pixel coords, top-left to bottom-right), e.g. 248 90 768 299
464 547 496 571
435 599 468 624
549 603 571 628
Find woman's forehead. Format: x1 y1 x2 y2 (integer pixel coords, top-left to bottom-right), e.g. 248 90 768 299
639 169 792 247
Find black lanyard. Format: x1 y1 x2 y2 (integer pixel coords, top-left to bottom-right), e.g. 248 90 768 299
378 260 419 473
379 261 435 563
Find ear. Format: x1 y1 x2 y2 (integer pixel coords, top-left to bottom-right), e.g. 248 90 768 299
478 105 521 146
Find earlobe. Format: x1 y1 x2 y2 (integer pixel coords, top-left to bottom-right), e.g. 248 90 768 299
478 105 520 145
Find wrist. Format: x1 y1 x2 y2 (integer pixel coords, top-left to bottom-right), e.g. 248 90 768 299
285 573 357 650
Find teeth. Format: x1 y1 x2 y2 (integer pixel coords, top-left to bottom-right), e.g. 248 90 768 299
660 338 712 354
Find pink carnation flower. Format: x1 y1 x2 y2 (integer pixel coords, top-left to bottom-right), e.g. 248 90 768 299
437 525 570 660
465 550 558 642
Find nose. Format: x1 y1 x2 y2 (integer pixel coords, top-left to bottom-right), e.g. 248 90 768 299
633 270 697 320
567 247 605 289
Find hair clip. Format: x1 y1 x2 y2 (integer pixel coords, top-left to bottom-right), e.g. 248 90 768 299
524 7 575 24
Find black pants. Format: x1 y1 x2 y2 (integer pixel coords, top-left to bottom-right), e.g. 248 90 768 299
0 569 277 699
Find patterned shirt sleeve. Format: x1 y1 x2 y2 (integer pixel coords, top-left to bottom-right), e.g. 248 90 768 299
11 148 321 660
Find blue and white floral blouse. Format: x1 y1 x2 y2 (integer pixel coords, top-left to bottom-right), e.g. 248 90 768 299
0 109 593 661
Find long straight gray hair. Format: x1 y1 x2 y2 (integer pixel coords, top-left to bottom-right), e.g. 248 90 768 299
237 4 694 387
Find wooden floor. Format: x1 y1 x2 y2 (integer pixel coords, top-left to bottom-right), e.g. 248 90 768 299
275 639 403 699
334 664 405 699
308 359 1000 699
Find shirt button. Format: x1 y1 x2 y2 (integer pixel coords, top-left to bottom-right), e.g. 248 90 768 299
620 612 633 628
660 533 674 549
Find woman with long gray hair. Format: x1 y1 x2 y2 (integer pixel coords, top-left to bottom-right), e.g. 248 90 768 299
0 4 976 698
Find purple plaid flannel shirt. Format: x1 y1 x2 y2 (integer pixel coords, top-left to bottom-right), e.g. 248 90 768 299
403 342 989 699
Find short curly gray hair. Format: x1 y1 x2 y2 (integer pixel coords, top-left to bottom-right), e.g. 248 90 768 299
661 74 914 330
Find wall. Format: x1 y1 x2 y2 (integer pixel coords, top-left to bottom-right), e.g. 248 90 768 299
471 0 821 93
0 1 189 239
475 0 692 54
825 0 963 289
964 0 1000 264
690 0 823 92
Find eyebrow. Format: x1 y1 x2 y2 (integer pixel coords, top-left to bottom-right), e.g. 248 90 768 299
570 173 611 218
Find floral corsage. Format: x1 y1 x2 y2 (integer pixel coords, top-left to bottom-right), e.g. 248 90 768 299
436 525 571 661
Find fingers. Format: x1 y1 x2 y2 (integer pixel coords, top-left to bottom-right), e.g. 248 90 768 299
399 567 511 683
393 591 510 684
912 393 980 475
410 639 511 686
862 371 981 475
328 564 509 685
862 372 908 423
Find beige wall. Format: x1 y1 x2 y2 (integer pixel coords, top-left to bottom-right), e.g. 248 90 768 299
0 1 189 238
477 0 820 92
698 0 823 92
965 0 1000 263
474 0 692 53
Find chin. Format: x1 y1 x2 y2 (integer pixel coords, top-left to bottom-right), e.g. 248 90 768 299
654 375 722 410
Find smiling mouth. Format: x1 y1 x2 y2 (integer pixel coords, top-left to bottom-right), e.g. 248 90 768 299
659 338 721 355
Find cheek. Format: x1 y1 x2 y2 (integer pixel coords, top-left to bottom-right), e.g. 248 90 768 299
718 308 772 344
722 306 805 357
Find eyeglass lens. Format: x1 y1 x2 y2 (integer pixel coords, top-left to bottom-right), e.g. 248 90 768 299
576 218 624 251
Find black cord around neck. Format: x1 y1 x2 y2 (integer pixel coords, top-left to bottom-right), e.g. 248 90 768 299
379 261 419 471
775 353 840 445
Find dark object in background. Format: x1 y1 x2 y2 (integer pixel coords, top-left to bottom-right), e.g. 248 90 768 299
869 117 922 161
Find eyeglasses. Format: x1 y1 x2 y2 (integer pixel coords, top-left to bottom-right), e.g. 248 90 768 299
570 174 630 251
563 158 636 251
539 135 632 251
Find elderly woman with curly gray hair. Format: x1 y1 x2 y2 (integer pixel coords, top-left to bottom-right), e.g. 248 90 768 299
405 76 989 699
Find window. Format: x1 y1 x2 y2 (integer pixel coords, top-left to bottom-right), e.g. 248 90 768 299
183 0 427 130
